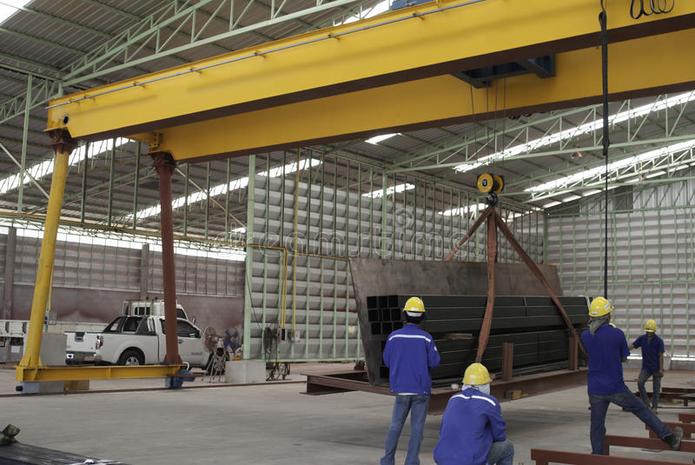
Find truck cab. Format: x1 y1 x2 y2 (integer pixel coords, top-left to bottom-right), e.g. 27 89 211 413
122 299 189 321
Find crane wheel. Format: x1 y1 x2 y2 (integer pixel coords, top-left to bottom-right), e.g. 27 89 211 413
493 175 505 193
476 173 494 193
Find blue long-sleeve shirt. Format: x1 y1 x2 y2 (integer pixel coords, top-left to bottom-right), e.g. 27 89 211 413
383 323 440 394
433 388 507 465
581 324 630 395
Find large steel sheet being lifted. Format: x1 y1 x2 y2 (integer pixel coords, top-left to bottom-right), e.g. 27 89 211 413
349 259 584 387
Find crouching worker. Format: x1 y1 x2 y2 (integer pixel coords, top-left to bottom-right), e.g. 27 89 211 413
381 297 441 465
433 363 514 465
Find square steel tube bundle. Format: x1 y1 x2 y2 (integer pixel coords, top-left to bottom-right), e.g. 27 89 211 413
350 259 587 387
367 294 587 386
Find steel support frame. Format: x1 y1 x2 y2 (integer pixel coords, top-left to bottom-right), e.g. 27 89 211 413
1 226 16 320
15 139 184 381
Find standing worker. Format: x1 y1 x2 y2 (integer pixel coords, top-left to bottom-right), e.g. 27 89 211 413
381 297 440 465
581 297 682 455
630 319 665 412
433 363 514 465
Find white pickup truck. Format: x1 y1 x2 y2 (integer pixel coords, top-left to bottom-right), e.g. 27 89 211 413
65 300 190 364
94 315 209 367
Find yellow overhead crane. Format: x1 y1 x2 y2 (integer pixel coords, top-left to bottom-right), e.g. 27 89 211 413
18 0 695 383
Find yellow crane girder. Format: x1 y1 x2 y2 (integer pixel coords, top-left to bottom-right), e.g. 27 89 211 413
46 0 695 143
142 29 695 161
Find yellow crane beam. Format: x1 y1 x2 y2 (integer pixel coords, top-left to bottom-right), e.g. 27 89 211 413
47 0 695 142
144 29 695 161
17 364 183 382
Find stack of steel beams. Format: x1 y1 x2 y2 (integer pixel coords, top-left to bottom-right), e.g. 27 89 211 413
365 294 588 386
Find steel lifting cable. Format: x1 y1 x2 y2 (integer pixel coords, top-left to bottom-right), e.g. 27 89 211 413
600 1 609 299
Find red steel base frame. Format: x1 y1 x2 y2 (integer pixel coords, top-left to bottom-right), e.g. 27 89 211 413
303 367 587 414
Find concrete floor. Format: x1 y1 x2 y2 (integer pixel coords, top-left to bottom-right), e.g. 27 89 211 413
0 368 693 464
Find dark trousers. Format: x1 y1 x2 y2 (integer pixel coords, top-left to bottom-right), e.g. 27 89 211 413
381 395 429 465
637 369 662 409
589 384 671 454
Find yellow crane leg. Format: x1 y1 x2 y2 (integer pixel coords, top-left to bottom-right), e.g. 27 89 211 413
17 130 74 380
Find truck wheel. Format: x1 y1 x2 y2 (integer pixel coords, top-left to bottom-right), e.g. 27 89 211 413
118 349 144 366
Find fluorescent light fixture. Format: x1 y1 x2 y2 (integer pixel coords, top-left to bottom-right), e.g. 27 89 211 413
231 227 246 234
340 0 389 24
365 133 400 145
582 189 602 196
543 201 561 208
0 0 30 24
526 139 695 194
0 138 132 195
363 182 415 198
133 158 322 221
454 91 695 173
0 218 245 261
439 203 487 216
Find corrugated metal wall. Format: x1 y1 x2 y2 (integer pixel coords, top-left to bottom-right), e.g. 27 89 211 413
245 153 544 361
547 179 695 357
0 225 245 332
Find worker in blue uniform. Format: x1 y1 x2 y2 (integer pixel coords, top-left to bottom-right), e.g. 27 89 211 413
580 297 682 455
433 363 513 465
381 296 440 465
630 319 665 412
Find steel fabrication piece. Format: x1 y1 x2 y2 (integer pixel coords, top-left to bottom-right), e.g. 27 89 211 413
350 258 586 388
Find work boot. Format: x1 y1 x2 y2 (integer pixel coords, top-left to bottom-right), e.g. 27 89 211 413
664 426 684 451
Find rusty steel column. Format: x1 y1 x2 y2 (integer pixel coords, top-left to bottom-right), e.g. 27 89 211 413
152 152 181 365
568 334 579 371
502 342 514 381
475 213 497 362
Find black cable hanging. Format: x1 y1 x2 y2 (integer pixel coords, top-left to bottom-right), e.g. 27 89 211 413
630 0 675 19
599 1 610 299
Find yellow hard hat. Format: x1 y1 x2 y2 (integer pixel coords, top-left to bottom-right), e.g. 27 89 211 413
462 363 492 386
589 296 614 317
644 319 657 332
403 296 426 314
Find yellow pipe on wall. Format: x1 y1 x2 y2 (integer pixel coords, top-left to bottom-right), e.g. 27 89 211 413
17 148 70 374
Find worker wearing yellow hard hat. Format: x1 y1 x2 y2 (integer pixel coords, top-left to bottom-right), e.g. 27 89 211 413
434 363 514 465
630 319 665 412
381 297 440 465
581 297 682 454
